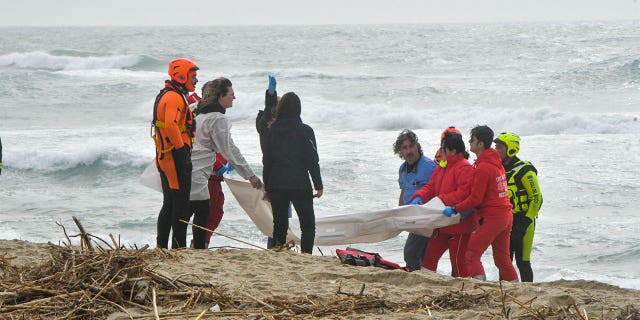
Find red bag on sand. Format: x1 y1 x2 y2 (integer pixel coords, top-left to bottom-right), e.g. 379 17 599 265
336 247 407 271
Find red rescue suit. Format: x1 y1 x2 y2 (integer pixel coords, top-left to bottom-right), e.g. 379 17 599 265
411 152 476 276
455 148 518 281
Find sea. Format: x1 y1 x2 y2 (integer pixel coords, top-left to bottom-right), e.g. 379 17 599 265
1 22 639 289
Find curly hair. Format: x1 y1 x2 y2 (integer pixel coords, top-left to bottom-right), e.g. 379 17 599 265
393 129 423 159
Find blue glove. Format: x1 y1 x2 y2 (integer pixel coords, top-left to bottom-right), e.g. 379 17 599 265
215 164 233 176
267 75 277 95
443 207 457 217
214 166 226 176
409 197 423 205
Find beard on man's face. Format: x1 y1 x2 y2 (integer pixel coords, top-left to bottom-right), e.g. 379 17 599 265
404 151 418 165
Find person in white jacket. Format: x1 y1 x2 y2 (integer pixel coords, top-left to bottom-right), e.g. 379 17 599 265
187 77 262 249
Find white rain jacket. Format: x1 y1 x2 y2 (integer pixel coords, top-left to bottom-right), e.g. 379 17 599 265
190 112 255 201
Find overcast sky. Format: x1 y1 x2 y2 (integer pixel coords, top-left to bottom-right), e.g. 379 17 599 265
2 0 640 26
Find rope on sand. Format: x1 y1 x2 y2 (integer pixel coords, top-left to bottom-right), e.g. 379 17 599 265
178 219 267 251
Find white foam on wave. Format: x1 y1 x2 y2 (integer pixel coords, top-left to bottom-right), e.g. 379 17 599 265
55 68 163 79
0 227 22 241
3 127 153 172
282 95 640 135
129 90 640 136
446 106 640 135
0 51 143 71
539 267 640 290
229 68 390 81
11 145 146 172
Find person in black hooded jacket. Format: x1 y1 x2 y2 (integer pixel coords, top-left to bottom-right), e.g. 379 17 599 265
256 75 294 249
263 92 323 254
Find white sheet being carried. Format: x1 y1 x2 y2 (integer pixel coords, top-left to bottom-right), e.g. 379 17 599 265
140 167 460 246
224 178 459 246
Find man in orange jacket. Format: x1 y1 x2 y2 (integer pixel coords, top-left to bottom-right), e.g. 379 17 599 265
153 58 199 249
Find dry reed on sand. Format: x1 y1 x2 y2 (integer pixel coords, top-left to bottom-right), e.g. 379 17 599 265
1 218 639 319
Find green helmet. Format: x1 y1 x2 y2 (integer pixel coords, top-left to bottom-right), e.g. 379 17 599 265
494 132 520 157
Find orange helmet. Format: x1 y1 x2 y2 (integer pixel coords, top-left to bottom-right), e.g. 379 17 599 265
440 126 462 141
168 58 199 92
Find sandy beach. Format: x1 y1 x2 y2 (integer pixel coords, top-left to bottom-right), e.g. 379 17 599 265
1 239 639 319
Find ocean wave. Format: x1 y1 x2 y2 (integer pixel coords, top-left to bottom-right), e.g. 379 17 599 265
0 51 161 71
452 106 640 135
541 268 640 290
129 91 640 136
289 96 640 135
553 55 640 85
55 68 163 79
5 131 153 173
230 68 391 81
0 227 22 241
586 246 640 264
9 147 150 173
620 58 640 77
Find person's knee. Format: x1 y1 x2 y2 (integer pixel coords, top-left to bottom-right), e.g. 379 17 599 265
465 245 483 259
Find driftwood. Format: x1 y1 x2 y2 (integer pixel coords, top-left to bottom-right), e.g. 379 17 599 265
1 219 639 319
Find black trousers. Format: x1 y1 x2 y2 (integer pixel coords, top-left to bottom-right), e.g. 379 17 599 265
156 159 191 249
188 200 210 249
270 188 316 254
510 213 535 282
403 233 430 271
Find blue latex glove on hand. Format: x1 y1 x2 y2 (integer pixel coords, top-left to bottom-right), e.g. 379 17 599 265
214 166 226 176
267 75 277 95
409 197 423 205
215 164 234 176
443 207 457 217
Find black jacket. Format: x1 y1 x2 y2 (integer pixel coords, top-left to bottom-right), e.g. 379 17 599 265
256 90 278 155
263 114 322 193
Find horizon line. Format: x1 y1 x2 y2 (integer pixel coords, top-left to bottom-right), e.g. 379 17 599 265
1 18 638 28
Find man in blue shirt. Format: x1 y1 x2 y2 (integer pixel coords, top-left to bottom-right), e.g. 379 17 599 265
393 130 437 271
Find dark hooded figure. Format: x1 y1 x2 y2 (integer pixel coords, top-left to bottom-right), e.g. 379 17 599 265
263 92 323 254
